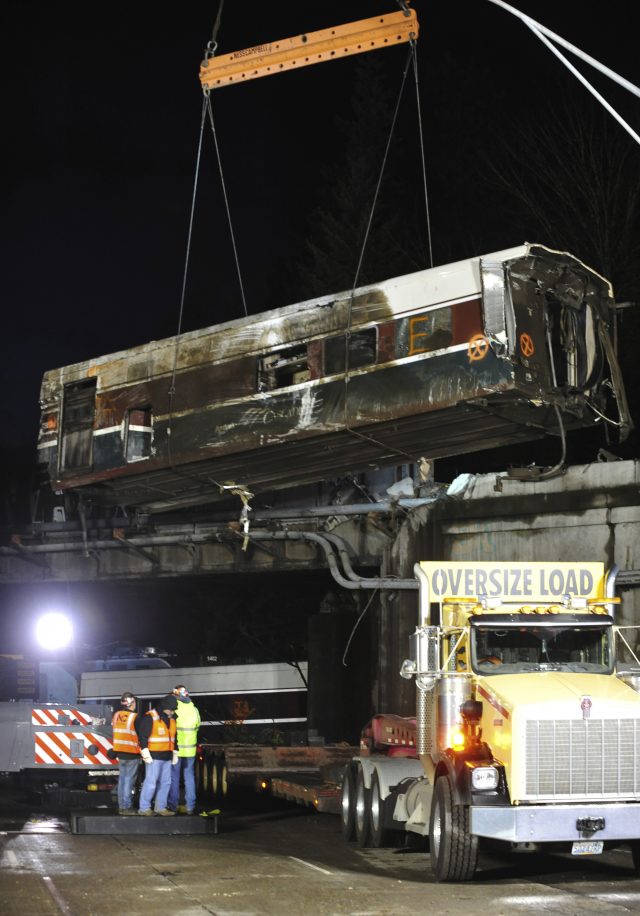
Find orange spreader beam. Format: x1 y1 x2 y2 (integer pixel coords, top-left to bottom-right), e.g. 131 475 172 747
199 8 419 91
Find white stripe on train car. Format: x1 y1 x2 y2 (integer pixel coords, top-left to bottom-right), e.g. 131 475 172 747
31 708 92 726
34 731 114 766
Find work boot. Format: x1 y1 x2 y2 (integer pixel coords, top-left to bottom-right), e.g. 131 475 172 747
176 805 188 814
155 808 176 816
138 809 155 816
119 808 137 816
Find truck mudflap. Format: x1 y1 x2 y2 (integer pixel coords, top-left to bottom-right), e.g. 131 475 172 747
470 803 640 843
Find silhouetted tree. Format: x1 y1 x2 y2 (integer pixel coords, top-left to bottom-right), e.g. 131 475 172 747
487 99 640 301
486 96 640 449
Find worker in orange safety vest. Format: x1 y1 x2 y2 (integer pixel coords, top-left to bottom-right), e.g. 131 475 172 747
136 695 178 816
111 692 141 815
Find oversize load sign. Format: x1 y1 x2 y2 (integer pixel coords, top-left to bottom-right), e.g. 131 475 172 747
416 561 605 602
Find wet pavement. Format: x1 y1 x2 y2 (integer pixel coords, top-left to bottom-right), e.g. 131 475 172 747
2 784 640 915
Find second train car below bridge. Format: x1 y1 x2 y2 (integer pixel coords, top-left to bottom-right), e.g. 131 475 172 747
38 243 630 513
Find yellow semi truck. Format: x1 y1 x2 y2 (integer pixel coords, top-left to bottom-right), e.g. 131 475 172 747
341 561 640 880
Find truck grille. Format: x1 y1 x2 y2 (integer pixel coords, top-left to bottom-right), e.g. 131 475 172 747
525 719 640 800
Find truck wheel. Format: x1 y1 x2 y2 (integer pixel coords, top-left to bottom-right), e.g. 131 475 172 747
429 775 478 881
369 771 394 848
355 766 371 848
340 764 356 841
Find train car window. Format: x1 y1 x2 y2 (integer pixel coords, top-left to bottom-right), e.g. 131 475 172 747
60 379 97 471
396 310 453 357
258 345 310 391
125 407 153 462
324 328 377 375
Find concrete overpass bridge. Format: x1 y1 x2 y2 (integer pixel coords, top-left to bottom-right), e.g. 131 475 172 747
3 459 640 719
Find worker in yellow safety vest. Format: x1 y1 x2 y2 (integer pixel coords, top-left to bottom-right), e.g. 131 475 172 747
167 684 201 814
111 692 140 815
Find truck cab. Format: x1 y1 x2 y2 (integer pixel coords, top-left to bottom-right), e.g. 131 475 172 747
341 561 640 881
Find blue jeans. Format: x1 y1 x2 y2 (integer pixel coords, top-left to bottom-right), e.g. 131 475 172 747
117 758 140 810
168 755 196 812
139 758 172 812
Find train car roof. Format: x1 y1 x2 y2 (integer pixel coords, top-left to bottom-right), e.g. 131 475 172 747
41 244 542 390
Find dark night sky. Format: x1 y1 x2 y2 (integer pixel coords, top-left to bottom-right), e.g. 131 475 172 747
1 2 639 651
2 0 639 465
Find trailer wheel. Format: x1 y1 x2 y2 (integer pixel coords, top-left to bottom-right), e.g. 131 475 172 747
369 771 394 848
208 755 219 801
216 757 229 801
429 775 478 881
200 755 211 801
354 766 371 848
340 764 356 841
631 842 640 873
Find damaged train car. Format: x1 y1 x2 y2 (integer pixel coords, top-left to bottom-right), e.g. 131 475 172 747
38 243 630 513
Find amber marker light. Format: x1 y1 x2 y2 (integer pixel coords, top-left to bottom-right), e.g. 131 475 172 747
451 731 465 750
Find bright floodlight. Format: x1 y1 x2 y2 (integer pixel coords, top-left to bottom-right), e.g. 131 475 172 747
35 612 73 650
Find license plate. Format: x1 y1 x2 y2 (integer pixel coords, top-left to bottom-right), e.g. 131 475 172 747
571 840 604 856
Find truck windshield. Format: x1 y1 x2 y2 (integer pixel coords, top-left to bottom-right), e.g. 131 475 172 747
471 622 613 675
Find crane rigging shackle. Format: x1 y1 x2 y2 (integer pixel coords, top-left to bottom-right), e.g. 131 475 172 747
199 7 420 90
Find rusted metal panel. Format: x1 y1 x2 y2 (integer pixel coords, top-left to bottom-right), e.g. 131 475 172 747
377 322 396 363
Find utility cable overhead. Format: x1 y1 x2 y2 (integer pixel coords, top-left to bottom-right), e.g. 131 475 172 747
487 0 640 147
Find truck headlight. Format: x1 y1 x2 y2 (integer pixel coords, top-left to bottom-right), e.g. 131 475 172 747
471 766 499 790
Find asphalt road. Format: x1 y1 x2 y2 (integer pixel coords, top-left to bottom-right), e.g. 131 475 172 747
2 786 640 915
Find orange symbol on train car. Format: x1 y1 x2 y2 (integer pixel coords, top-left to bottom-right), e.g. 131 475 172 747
520 333 535 357
468 334 489 362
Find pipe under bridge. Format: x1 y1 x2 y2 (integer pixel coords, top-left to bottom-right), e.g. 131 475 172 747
0 499 431 587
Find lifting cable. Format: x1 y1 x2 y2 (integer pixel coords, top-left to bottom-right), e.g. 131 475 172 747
345 45 414 317
204 94 249 317
167 96 208 467
164 0 252 534
167 6 431 510
410 41 433 269
342 37 432 466
202 0 248 317
169 1 228 420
